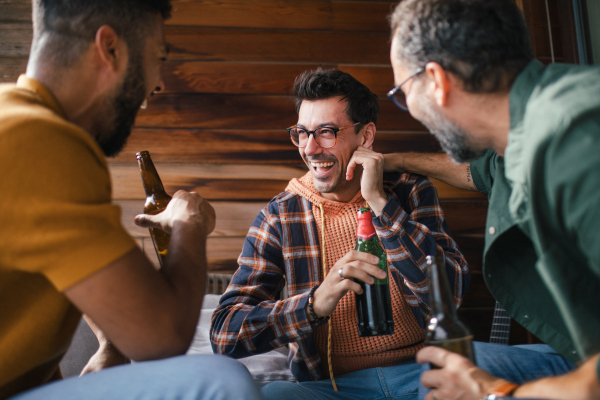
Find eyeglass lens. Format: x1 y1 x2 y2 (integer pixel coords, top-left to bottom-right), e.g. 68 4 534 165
391 89 408 110
290 127 336 148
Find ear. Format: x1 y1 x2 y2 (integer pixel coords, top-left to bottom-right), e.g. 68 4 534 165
360 122 377 150
94 25 127 74
425 62 451 107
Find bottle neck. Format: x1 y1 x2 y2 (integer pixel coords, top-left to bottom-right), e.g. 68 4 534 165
428 254 458 319
137 154 167 197
356 208 376 241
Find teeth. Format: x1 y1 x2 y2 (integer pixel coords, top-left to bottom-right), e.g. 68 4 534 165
311 162 334 168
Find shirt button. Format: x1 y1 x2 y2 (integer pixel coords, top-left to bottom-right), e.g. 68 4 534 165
489 226 497 235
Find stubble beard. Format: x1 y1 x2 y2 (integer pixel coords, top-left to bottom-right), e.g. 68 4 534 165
94 49 147 157
414 94 486 163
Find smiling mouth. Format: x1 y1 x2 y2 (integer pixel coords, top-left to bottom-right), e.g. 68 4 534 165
309 161 335 177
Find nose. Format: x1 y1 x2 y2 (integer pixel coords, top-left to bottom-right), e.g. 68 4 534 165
303 133 322 157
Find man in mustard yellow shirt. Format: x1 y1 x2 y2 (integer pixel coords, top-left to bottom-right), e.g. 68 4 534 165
0 1 261 399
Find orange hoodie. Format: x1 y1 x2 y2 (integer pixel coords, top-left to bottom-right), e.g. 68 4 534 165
286 173 424 379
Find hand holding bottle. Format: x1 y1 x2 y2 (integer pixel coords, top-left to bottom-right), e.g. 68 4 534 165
135 190 215 237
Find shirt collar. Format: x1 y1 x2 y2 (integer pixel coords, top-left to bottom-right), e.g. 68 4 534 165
16 74 67 119
504 59 546 185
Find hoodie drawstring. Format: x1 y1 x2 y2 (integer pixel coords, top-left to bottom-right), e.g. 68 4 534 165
319 203 338 392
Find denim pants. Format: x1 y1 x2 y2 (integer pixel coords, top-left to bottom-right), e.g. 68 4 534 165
262 361 421 400
418 342 577 400
9 354 263 400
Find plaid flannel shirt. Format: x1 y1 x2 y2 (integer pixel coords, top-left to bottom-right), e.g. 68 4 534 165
210 172 469 382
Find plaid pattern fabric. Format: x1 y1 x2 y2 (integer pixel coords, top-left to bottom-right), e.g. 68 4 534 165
210 173 469 382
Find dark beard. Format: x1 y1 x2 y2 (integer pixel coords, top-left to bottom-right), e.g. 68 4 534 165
97 51 146 157
415 95 486 163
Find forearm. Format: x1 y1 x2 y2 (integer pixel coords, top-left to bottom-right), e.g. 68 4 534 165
513 354 600 399
384 153 478 191
161 219 209 342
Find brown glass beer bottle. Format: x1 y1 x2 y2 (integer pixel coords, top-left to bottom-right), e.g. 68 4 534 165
136 151 172 268
425 253 475 364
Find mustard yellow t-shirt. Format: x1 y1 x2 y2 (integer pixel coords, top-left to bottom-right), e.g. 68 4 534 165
0 76 136 399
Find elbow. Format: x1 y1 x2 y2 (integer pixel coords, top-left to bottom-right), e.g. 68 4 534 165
128 317 197 361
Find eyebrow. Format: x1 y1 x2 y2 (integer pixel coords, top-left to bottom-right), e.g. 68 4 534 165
296 122 338 129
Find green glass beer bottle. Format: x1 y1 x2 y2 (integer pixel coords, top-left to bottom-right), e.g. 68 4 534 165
136 151 172 268
355 207 394 336
425 254 475 364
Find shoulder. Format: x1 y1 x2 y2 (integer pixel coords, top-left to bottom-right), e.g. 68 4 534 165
383 172 433 192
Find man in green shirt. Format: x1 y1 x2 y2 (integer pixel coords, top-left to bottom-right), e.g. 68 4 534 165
362 0 600 398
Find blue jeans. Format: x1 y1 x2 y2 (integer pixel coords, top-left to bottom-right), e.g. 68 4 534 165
10 354 263 400
418 342 576 400
261 361 421 400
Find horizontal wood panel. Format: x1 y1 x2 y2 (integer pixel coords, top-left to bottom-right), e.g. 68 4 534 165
117 198 486 239
331 1 393 32
0 56 27 82
162 61 393 97
111 163 487 201
166 27 390 64
110 163 306 200
136 94 425 131
168 0 330 30
0 0 32 23
115 129 439 164
0 23 32 57
167 1 392 32
453 235 485 273
441 199 487 236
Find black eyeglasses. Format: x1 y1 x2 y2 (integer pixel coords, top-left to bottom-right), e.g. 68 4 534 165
287 123 360 148
387 68 425 111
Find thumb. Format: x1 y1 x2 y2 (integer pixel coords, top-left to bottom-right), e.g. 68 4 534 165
134 213 161 228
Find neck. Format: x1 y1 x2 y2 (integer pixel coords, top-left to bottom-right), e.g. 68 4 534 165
25 49 105 135
449 90 511 157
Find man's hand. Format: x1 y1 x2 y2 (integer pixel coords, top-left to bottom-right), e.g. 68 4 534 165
80 342 130 375
309 250 386 319
81 315 129 375
346 146 388 215
134 190 216 236
417 346 506 400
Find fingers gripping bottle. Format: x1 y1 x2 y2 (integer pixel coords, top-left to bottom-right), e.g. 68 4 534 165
355 207 394 337
136 151 172 268
425 254 475 365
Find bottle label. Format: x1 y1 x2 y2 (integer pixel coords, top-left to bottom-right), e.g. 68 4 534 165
357 208 376 240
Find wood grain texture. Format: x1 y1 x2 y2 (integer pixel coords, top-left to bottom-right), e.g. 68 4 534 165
0 23 32 57
0 0 32 23
135 94 425 131
165 27 390 64
0 56 27 82
331 1 394 32
114 128 438 164
162 61 393 97
168 0 330 30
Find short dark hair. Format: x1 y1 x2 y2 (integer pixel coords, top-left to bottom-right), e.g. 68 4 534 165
31 0 172 67
292 68 380 130
390 0 533 93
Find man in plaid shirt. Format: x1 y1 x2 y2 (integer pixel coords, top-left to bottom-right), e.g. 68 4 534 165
210 69 469 400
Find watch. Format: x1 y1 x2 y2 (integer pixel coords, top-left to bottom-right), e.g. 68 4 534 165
482 382 519 399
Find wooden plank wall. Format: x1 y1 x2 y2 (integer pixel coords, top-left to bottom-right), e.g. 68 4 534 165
0 0 579 344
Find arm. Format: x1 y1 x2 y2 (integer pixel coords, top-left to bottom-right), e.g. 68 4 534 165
80 314 129 375
418 347 600 400
65 190 215 361
348 147 469 317
210 205 313 357
381 152 478 192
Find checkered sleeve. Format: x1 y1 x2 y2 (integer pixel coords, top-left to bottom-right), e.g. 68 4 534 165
373 173 470 320
210 202 314 358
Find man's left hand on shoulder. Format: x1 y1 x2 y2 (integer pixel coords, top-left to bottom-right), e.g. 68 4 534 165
347 146 388 215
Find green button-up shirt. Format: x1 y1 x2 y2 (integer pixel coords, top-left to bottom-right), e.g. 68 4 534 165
470 60 600 373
